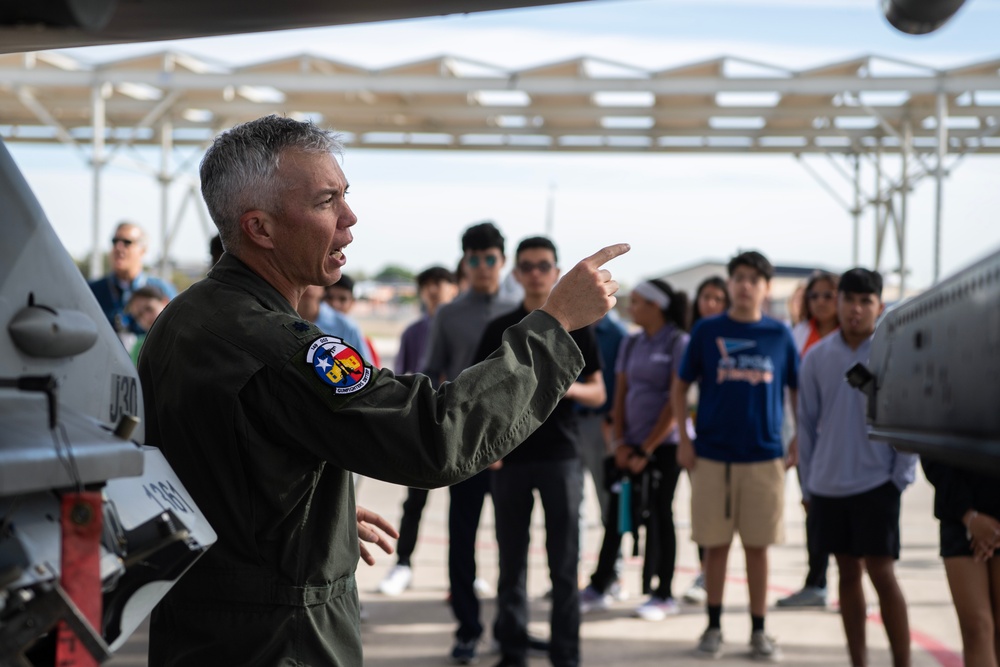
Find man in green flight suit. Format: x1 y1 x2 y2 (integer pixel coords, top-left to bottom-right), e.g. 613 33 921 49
138 114 628 666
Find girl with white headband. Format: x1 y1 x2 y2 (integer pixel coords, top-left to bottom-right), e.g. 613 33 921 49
579 278 693 621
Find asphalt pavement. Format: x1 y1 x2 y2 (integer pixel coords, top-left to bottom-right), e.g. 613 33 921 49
108 466 966 666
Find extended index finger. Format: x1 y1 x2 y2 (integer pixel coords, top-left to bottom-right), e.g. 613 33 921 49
582 242 631 269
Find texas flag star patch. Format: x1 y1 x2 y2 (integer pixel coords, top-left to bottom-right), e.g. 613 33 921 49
306 336 372 394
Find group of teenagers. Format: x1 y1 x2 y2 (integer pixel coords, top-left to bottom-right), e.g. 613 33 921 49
95 116 997 666
375 224 1000 667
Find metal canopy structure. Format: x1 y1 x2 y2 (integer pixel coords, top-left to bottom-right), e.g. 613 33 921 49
2 50 999 290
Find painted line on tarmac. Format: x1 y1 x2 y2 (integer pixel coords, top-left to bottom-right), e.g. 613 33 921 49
416 534 963 666
698 575 963 667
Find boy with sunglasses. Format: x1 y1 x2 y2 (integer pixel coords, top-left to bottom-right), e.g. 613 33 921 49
423 221 520 664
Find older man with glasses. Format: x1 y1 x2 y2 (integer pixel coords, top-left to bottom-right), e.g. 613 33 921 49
88 221 177 344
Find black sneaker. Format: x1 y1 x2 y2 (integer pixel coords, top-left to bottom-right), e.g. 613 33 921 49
451 638 479 665
493 657 527 667
527 636 550 658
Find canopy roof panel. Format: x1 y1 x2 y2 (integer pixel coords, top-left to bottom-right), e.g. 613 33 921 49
1 50 998 153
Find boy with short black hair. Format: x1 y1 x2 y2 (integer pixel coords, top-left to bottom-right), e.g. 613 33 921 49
673 250 799 662
378 265 458 596
475 236 604 667
424 221 519 664
797 268 917 667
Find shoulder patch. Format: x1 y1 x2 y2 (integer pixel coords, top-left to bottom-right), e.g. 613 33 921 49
305 335 372 394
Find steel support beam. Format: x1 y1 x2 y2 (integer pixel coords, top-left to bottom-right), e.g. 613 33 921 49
934 91 948 284
874 142 887 273
898 119 913 297
88 84 107 280
852 154 862 266
158 119 173 278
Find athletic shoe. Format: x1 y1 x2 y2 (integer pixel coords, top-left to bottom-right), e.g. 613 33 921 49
749 630 782 662
683 573 708 604
451 638 479 665
775 586 826 608
492 657 527 667
527 636 550 658
634 596 680 621
473 577 493 597
579 585 611 614
377 564 412 596
695 628 723 659
608 580 628 601
487 636 549 657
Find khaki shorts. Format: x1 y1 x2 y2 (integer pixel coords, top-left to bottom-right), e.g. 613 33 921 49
690 457 785 548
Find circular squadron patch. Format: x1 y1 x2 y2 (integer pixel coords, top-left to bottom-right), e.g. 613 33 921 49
305 336 372 394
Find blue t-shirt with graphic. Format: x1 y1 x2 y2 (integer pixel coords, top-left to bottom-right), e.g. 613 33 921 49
679 313 799 463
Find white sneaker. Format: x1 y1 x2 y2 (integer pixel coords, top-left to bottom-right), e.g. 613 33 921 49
696 628 723 659
608 580 628 601
749 630 782 662
378 564 412 596
683 573 707 604
473 577 493 597
634 596 680 621
579 585 612 614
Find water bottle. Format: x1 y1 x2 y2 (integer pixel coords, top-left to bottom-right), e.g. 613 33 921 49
618 476 632 534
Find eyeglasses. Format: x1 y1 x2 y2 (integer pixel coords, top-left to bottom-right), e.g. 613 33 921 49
517 261 554 274
466 254 499 269
111 237 136 248
808 291 836 301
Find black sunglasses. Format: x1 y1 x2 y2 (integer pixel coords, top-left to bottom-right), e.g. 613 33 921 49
111 237 136 247
517 261 554 274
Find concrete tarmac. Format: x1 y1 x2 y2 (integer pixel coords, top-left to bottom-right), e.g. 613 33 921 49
110 467 965 666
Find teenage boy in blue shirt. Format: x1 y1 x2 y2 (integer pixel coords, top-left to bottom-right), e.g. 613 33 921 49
796 268 917 667
673 251 799 662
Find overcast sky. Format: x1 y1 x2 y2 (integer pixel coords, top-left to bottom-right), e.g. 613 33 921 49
9 0 1000 290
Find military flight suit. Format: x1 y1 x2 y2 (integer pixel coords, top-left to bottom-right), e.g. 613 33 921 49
138 254 583 667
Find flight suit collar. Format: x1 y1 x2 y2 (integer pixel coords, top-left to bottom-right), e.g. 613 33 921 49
209 253 299 317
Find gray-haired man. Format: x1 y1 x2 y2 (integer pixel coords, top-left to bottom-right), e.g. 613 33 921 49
138 114 628 666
